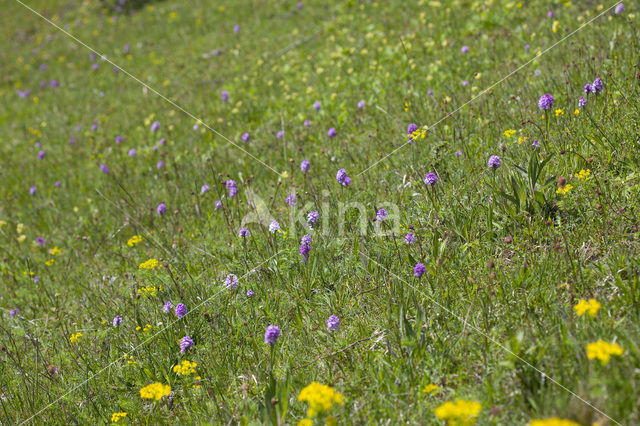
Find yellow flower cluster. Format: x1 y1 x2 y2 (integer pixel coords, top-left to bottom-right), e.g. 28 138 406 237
556 184 573 195
434 399 482 425
422 384 440 394
529 418 579 426
136 324 152 332
503 129 516 138
111 412 127 423
137 285 160 297
173 360 197 375
297 382 343 418
586 340 623 364
69 332 83 343
49 246 62 255
139 258 160 270
409 126 428 141
127 235 143 247
140 382 171 401
554 109 564 117
573 298 600 317
574 169 591 180
123 354 137 365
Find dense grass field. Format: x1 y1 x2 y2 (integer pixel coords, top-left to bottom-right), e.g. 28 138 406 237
1 0 639 424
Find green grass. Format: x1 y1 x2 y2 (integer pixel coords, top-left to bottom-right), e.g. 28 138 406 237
1 0 639 424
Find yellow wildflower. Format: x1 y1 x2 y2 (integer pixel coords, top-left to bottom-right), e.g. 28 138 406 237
298 419 313 426
140 382 171 401
297 382 343 418
552 20 561 33
573 109 580 115
49 246 62 256
503 129 517 138
556 184 573 195
111 412 127 423
45 259 55 266
529 419 580 426
586 340 623 364
423 384 440 394
137 285 158 297
69 332 83 343
16 223 25 234
554 109 564 116
127 235 143 247
139 258 159 270
573 298 600 317
173 360 198 375
434 399 482 425
574 169 591 180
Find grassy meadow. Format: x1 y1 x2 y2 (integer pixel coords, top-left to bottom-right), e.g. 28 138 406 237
1 0 639 424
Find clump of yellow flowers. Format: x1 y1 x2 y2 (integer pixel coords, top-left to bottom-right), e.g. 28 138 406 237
573 298 600 317
138 258 159 270
586 340 624 364
297 382 343 425
173 360 197 375
140 382 171 401
434 399 482 425
111 412 127 423
69 332 83 343
127 235 143 247
574 169 591 180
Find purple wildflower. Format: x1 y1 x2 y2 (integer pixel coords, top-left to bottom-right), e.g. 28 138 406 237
215 200 223 209
233 25 240 34
239 227 250 238
201 184 210 194
297 2 303 9
17 90 30 98
538 94 554 110
224 274 238 290
456 151 463 157
157 202 167 215
241 132 250 142
226 179 237 197
414 263 426 277
29 186 37 195
221 90 229 102
303 119 311 127
307 210 319 228
92 63 99 71
462 80 470 86
174 303 187 319
592 78 603 94
128 148 136 157
313 101 321 111
113 315 123 327
264 325 281 345
579 96 586 108
407 123 418 136
533 139 540 148
10 308 19 318
150 121 160 132
100 163 110 174
38 150 45 160
269 220 280 233
424 173 438 185
488 155 501 169
180 335 194 353
277 130 285 139
300 234 312 262
357 100 365 110
246 289 255 297
50 80 59 87
524 44 530 51
37 237 45 245
461 45 469 53
115 136 123 144
404 232 415 245
327 127 337 138
615 3 624 14
584 83 592 94
300 159 310 172
285 193 296 206
163 301 173 313
327 315 340 331
376 209 388 221
336 168 351 186
157 161 164 169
